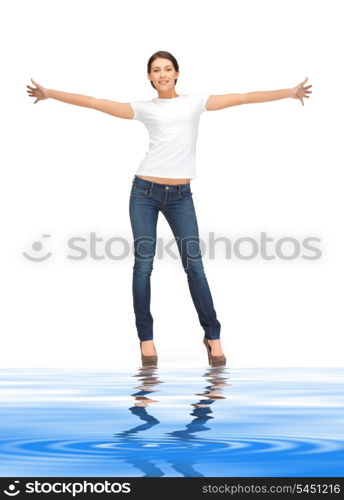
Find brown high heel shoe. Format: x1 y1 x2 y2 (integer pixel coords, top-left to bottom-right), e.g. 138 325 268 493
203 337 227 366
140 341 158 366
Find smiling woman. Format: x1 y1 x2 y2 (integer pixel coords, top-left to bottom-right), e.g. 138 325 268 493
132 51 195 185
125 51 225 366
26 48 311 367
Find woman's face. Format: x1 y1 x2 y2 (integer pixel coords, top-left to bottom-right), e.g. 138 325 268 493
148 57 179 91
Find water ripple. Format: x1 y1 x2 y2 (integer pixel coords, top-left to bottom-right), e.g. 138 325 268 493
0 367 343 476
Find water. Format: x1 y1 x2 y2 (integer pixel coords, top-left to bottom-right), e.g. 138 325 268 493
0 367 343 477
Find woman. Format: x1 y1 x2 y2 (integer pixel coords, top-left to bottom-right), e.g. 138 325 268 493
26 50 312 367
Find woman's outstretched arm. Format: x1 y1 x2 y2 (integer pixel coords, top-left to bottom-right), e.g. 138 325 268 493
206 77 312 110
27 78 134 119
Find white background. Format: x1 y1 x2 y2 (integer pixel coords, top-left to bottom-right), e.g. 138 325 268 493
1 0 343 368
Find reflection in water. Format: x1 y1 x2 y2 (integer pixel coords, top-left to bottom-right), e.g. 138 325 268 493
117 367 162 435
0 367 343 476
113 366 230 476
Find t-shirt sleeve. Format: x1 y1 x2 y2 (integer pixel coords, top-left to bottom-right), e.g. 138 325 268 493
188 92 210 114
129 100 147 121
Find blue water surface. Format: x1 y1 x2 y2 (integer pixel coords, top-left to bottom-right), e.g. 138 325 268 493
0 367 343 477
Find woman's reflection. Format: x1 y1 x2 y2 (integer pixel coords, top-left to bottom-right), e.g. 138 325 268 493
113 366 230 477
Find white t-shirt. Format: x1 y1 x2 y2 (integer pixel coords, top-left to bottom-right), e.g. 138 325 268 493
129 92 210 179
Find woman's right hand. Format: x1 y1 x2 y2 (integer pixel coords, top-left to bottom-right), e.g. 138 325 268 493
26 78 50 103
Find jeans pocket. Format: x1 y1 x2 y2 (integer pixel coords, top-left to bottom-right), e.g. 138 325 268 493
179 189 193 200
131 185 151 198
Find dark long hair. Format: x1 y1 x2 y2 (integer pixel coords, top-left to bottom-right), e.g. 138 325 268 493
147 51 179 90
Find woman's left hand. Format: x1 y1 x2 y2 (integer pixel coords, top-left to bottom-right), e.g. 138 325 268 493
291 77 312 106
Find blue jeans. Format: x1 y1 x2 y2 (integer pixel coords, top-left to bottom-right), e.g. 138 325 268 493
129 175 221 341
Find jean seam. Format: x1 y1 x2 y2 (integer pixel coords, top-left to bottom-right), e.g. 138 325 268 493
163 209 216 338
